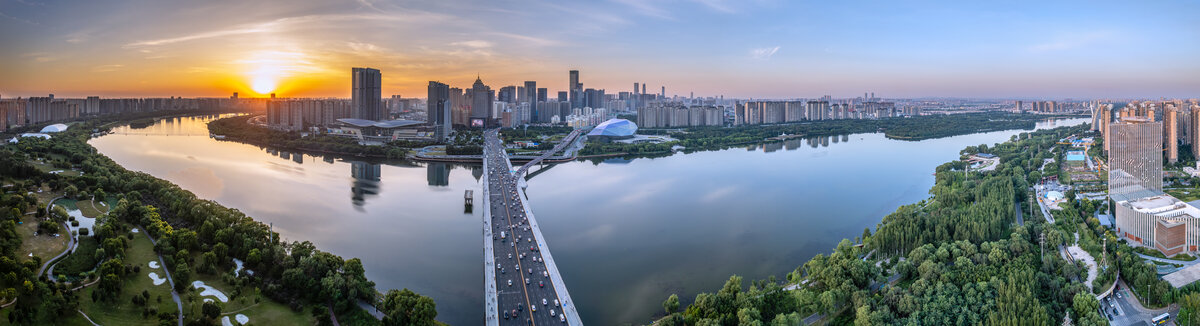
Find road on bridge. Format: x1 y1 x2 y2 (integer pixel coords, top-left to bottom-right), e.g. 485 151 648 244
485 130 569 325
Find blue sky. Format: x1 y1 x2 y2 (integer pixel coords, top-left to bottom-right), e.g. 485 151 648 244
0 0 1197 99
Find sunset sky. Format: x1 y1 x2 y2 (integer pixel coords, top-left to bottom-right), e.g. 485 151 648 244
1 0 1197 99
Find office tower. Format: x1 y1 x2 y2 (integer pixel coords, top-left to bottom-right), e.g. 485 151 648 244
537 88 547 102
1015 100 1023 113
499 86 516 103
1165 107 1179 164
1193 105 1200 162
569 70 580 108
427 81 451 141
351 68 383 121
661 86 665 98
471 77 492 123
642 84 646 97
557 91 567 102
1109 118 1163 200
524 81 537 110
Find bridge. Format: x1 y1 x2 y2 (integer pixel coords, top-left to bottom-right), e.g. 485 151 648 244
481 129 582 325
513 129 585 178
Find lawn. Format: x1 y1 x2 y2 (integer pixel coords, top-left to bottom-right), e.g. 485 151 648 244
182 265 316 325
14 213 68 263
78 232 177 326
25 159 81 177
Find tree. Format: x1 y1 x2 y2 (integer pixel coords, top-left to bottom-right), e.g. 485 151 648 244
381 288 438 326
1179 293 1200 326
201 301 222 320
663 293 679 315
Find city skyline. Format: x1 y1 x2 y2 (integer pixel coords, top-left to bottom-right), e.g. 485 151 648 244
1 0 1198 99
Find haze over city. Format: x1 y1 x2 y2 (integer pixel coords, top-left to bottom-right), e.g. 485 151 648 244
2 0 1198 99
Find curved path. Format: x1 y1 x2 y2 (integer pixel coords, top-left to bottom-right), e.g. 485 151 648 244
37 196 73 278
142 227 184 326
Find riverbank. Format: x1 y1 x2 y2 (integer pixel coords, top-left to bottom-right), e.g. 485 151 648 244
206 115 412 159
652 122 1094 324
1 113 443 325
581 112 1081 157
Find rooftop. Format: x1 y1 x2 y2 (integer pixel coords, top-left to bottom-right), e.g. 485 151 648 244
1164 263 1200 288
336 118 424 128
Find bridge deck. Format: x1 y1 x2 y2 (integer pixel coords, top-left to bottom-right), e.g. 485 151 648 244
483 130 581 325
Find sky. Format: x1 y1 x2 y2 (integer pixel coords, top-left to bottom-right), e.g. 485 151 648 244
1 0 1198 99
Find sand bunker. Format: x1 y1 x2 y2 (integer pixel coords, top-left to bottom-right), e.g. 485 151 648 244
192 280 228 302
148 272 166 286
148 261 160 269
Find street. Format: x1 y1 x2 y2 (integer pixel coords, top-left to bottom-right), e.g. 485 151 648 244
485 130 568 325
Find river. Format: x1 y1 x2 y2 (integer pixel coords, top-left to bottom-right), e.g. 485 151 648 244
89 115 1086 325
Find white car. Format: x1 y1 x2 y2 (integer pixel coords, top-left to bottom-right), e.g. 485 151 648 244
543 298 548 305
508 280 512 286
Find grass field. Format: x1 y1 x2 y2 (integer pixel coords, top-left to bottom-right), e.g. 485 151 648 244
26 159 81 177
182 266 316 325
78 233 177 326
52 236 99 278
14 213 68 263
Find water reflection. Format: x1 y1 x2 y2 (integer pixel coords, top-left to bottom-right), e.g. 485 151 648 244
427 162 450 186
351 161 382 208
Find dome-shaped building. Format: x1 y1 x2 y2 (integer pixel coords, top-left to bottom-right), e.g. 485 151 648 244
40 124 68 133
587 119 637 141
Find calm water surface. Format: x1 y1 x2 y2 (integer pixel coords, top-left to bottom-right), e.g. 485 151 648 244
89 115 1086 325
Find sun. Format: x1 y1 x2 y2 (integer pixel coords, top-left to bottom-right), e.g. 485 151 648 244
240 50 311 96
251 76 276 94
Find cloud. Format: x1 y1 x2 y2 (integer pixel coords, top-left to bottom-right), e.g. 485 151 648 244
92 64 124 72
124 13 453 48
451 40 494 48
751 46 780 60
1028 31 1112 53
611 0 676 20
692 0 737 13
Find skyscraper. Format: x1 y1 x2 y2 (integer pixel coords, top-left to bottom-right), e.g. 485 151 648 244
1165 107 1179 164
351 67 382 121
427 81 451 141
524 81 537 121
557 91 567 102
471 76 492 123
569 70 580 108
1109 118 1163 201
536 88 547 102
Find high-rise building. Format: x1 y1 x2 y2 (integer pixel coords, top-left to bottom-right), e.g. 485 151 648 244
1193 105 1200 162
524 81 537 120
427 81 451 141
569 70 580 108
1015 100 1023 113
498 86 516 103
351 68 383 121
471 76 492 123
557 91 568 102
537 88 547 102
1109 118 1163 201
1166 107 1179 164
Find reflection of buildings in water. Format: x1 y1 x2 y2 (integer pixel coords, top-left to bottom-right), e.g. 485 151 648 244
351 161 382 207
762 142 783 153
783 138 802 151
293 153 303 164
471 165 482 181
807 137 819 148
427 162 450 186
842 134 849 143
323 156 335 164
820 136 830 147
